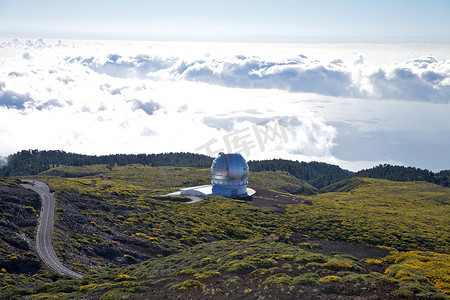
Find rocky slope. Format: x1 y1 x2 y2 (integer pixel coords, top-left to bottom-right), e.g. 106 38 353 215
0 166 448 299
0 180 42 275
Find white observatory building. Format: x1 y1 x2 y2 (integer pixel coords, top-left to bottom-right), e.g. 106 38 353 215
168 152 255 199
211 152 249 197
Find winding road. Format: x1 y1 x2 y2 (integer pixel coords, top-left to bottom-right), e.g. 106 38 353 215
21 180 83 279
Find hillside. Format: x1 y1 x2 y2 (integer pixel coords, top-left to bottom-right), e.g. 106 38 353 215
0 150 213 177
355 164 450 188
0 179 42 276
1 164 449 299
1 150 449 189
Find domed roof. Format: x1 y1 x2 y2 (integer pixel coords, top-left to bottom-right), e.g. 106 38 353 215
211 152 249 182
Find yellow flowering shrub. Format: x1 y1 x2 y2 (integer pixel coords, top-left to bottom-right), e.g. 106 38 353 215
384 251 450 295
194 271 221 279
176 279 204 290
365 258 383 265
319 275 341 282
175 269 196 276
113 274 136 282
322 259 359 270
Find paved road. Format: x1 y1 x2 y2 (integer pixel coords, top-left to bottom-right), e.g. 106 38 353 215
21 180 83 279
164 191 204 203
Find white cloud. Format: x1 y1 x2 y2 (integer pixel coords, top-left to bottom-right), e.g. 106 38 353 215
130 99 161 115
0 39 449 172
0 90 33 109
369 67 450 102
60 44 449 103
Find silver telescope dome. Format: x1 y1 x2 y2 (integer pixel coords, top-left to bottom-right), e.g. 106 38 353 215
211 152 248 196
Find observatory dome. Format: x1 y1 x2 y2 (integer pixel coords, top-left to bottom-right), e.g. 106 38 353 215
211 152 249 197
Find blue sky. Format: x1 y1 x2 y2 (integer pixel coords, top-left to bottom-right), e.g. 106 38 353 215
1 0 449 42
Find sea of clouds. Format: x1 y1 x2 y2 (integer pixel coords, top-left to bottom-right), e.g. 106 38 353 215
0 39 449 171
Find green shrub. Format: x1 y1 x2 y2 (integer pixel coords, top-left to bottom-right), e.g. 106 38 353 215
393 281 446 299
2 212 13 218
79 283 113 292
280 254 294 260
250 267 280 276
305 262 322 269
2 275 16 286
416 291 448 300
334 254 359 261
99 289 137 300
226 261 256 274
292 273 320 286
316 268 334 277
175 269 196 276
194 271 221 279
123 254 137 263
341 273 380 284
390 289 415 297
263 273 292 286
281 263 293 271
295 253 328 263
299 243 312 249
199 257 216 266
229 251 244 259
256 258 278 268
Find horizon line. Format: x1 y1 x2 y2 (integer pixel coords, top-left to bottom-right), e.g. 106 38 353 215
1 32 450 45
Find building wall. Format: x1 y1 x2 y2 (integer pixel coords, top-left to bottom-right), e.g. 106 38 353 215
212 184 247 197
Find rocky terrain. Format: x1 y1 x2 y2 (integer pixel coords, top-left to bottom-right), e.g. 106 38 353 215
0 180 42 275
0 165 448 299
52 191 174 269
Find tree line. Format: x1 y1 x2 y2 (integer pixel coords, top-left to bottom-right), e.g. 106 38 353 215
355 164 449 187
0 150 213 177
0 150 448 188
248 159 352 189
249 159 449 188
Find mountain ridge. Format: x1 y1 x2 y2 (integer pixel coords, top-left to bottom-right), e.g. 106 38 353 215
1 149 449 188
